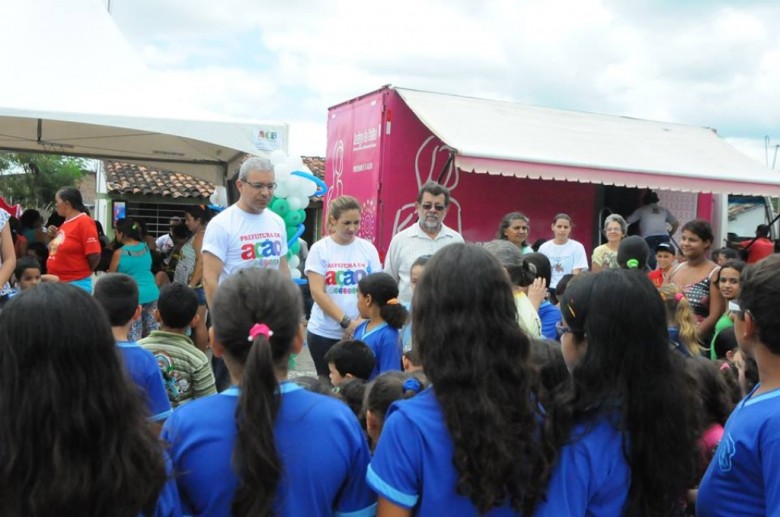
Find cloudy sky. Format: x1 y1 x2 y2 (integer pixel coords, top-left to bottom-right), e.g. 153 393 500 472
106 0 779 166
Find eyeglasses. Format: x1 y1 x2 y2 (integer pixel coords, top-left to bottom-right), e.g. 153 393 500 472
555 321 572 339
244 182 277 191
420 203 446 212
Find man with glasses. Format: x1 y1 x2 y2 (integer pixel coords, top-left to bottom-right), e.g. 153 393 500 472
202 157 289 309
697 255 780 516
385 181 463 303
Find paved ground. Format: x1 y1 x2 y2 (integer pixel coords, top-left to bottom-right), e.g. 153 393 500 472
289 344 317 379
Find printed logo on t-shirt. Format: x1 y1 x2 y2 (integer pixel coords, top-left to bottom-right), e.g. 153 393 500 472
551 255 574 275
153 351 190 401
239 231 283 268
325 262 370 295
49 230 65 257
717 432 736 472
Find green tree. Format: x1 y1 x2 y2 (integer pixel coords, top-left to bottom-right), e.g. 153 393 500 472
0 152 86 208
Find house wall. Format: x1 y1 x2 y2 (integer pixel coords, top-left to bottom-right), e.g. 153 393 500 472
77 170 97 207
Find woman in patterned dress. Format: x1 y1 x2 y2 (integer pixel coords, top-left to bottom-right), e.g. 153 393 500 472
668 219 725 342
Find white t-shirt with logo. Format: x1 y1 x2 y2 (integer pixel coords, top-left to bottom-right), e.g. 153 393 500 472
539 239 589 288
201 204 288 285
305 236 382 339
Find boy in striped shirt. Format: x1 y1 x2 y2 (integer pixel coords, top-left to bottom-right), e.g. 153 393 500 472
140 283 217 407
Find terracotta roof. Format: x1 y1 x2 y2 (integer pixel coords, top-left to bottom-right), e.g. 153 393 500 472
302 156 324 179
104 162 214 199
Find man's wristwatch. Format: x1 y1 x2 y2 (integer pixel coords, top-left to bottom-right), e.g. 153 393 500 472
339 316 352 329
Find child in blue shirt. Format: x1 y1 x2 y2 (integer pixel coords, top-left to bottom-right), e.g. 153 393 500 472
94 273 172 424
533 270 698 516
161 268 376 517
697 255 780 516
355 272 407 379
324 339 376 386
522 253 563 340
0 282 180 516
367 244 544 515
364 371 426 451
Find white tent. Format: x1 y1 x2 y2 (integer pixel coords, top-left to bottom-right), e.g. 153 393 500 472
0 107 287 186
0 0 286 185
396 87 780 196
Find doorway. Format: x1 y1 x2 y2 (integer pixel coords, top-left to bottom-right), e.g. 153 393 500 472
594 185 643 246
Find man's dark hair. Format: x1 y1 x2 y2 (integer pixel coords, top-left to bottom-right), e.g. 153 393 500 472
756 224 770 238
416 181 451 206
738 255 780 354
157 283 199 329
93 273 138 327
642 190 660 205
324 340 376 381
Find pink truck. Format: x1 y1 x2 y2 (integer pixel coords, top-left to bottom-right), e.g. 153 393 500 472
325 86 780 258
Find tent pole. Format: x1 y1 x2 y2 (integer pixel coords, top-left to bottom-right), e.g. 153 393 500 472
436 149 456 184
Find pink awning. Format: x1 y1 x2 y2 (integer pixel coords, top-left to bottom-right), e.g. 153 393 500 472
396 87 780 196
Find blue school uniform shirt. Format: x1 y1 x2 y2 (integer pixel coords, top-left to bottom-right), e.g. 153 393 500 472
697 384 780 517
354 321 402 379
533 413 630 517
538 300 562 340
161 382 376 517
116 340 172 422
149 454 183 517
368 387 523 516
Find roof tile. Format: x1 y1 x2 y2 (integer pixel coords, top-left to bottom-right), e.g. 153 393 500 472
104 161 215 199
302 156 324 179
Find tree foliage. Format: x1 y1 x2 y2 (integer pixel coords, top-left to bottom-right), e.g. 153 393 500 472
0 152 86 209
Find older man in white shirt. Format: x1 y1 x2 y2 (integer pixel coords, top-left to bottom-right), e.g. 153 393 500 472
384 181 464 303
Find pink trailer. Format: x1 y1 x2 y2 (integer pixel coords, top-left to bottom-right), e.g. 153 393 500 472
325 86 780 258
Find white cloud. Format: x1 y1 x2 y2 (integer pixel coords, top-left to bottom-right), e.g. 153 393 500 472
105 0 779 157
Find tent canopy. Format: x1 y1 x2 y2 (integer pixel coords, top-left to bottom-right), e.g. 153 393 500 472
0 0 286 185
395 87 780 196
0 106 287 185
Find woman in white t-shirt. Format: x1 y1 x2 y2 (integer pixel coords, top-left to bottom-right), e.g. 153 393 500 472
305 196 381 377
538 213 588 291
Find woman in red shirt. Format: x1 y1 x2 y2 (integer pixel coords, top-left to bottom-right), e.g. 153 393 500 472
46 187 101 292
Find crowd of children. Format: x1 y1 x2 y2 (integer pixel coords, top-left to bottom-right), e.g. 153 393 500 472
3 182 780 516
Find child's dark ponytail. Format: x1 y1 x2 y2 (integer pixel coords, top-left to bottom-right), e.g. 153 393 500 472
358 272 407 328
508 259 537 288
210 269 303 517
379 300 409 330
233 324 281 517
401 373 427 400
